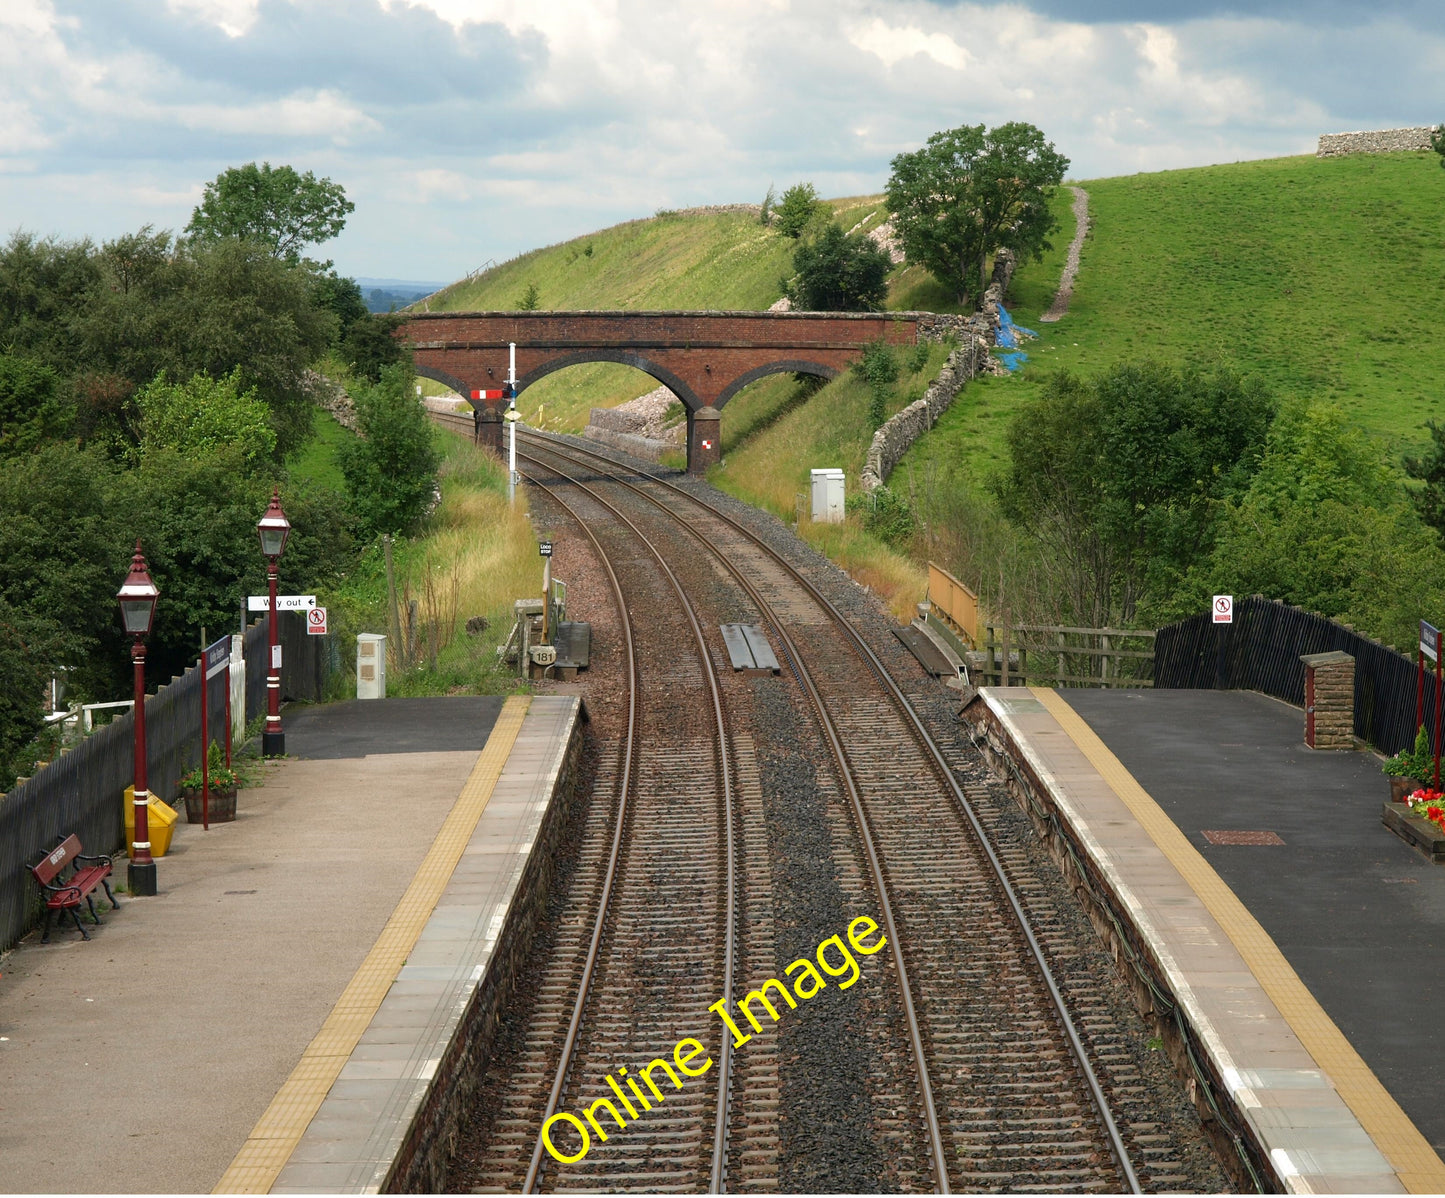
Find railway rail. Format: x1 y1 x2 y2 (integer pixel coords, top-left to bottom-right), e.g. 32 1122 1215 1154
492 429 1144 1193
436 410 1196 1184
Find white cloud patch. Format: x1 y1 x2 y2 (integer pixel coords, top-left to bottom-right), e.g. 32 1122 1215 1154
846 16 972 71
165 0 261 37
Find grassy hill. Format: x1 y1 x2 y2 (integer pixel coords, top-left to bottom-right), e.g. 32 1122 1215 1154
901 151 1445 494
414 151 1444 622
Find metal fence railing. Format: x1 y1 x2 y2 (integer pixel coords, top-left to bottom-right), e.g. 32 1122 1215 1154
0 613 329 952
1154 596 1430 757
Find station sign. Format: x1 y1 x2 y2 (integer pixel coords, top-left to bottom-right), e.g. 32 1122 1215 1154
247 594 317 612
203 636 230 680
1212 595 1234 624
1422 619 1439 663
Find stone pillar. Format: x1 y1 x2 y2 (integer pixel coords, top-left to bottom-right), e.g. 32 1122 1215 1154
1300 650 1355 750
688 406 721 474
474 401 503 453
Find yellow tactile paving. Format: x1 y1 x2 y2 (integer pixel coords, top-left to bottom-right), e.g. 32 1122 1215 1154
214 694 531 1195
1033 686 1445 1193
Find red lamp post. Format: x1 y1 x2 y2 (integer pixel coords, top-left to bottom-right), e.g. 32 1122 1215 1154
117 542 160 896
258 489 291 758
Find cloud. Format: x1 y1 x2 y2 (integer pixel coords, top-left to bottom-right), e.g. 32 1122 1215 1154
0 0 1439 279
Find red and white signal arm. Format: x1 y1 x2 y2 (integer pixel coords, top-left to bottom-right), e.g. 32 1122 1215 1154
1212 594 1234 624
471 389 506 401
306 606 329 636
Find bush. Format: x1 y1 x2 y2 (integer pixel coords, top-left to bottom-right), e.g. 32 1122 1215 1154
847 485 916 548
775 183 824 238
852 339 900 427
339 365 442 537
134 368 276 471
787 225 892 313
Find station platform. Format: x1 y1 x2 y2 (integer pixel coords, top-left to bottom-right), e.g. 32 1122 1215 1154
968 686 1445 1194
0 693 581 1195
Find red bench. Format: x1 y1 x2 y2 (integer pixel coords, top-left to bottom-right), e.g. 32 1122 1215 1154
30 834 118 943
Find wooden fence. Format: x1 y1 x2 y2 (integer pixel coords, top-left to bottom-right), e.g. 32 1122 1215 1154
976 624 1157 688
1154 595 1429 756
0 613 329 952
926 561 978 648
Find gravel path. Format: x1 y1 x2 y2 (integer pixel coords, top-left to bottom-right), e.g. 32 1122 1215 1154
1039 185 1089 324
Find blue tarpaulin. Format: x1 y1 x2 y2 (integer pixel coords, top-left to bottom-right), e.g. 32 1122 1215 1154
994 304 1036 371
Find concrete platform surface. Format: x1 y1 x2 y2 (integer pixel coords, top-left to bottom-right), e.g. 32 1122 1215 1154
0 695 506 1195
1062 688 1445 1158
978 686 1445 1194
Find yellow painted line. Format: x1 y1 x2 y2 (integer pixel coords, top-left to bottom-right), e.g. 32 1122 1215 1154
215 694 532 1195
1033 686 1445 1193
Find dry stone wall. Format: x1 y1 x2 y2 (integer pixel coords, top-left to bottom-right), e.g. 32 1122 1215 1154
860 336 990 492
1317 127 1438 156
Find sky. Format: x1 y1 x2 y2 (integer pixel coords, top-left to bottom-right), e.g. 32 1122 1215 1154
1 0 1440 282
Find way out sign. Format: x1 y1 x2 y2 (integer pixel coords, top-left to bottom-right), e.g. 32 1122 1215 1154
1422 620 1439 663
1212 595 1234 624
307 607 328 636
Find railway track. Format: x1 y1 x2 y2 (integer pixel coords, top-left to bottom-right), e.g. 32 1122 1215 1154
455 451 745 1192
502 430 1143 1193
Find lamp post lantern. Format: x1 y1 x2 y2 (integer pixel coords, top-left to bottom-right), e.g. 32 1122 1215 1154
117 541 159 897
257 488 291 758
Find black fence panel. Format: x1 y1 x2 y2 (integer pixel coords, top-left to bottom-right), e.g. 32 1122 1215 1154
1155 596 1434 757
0 613 331 952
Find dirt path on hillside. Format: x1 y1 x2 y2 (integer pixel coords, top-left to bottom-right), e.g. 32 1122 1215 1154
1039 186 1089 323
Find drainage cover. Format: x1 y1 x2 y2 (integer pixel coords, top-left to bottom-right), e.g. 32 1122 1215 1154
1200 830 1285 846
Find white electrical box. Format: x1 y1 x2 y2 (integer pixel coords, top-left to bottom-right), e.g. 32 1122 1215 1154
810 468 845 523
357 633 387 699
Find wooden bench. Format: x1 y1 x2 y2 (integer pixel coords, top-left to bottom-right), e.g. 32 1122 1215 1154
30 834 118 943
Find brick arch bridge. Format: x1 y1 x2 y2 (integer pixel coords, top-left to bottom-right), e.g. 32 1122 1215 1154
404 310 939 471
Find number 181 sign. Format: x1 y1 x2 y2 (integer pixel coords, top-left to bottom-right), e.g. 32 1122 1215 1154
1212 595 1234 624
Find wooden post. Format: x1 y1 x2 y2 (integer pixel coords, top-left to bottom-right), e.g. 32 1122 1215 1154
986 624 996 686
1101 631 1111 686
1000 612 1011 688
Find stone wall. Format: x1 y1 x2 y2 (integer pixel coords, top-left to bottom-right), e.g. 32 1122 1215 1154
1317 127 1437 157
303 369 358 431
582 424 676 462
862 248 1016 492
860 336 990 492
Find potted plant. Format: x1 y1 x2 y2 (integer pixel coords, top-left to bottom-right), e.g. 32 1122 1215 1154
1383 726 1436 803
179 742 240 824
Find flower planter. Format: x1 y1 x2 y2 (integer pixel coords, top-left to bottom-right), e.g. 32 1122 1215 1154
183 785 237 824
1389 775 1427 803
1381 801 1445 861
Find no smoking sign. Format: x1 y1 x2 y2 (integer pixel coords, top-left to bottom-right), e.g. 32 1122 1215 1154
1212 594 1233 624
306 606 329 635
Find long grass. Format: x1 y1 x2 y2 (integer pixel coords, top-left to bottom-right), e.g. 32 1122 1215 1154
328 431 540 696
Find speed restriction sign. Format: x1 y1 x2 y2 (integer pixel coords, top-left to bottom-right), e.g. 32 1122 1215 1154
1212 595 1234 624
306 606 329 635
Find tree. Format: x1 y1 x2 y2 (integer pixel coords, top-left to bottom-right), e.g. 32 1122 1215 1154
1179 399 1445 650
133 369 277 471
886 122 1069 308
186 162 353 263
851 338 900 427
994 360 1272 626
340 312 409 383
517 282 541 311
339 365 442 537
787 225 892 312
1431 123 1445 169
775 183 825 238
1405 420 1445 543
0 353 71 456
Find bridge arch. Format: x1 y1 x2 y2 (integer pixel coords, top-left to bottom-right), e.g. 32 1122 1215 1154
517 350 703 412
414 363 472 396
714 359 839 409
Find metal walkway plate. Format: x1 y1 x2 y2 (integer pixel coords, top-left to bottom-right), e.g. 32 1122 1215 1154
721 624 780 674
893 625 953 677
553 622 591 668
